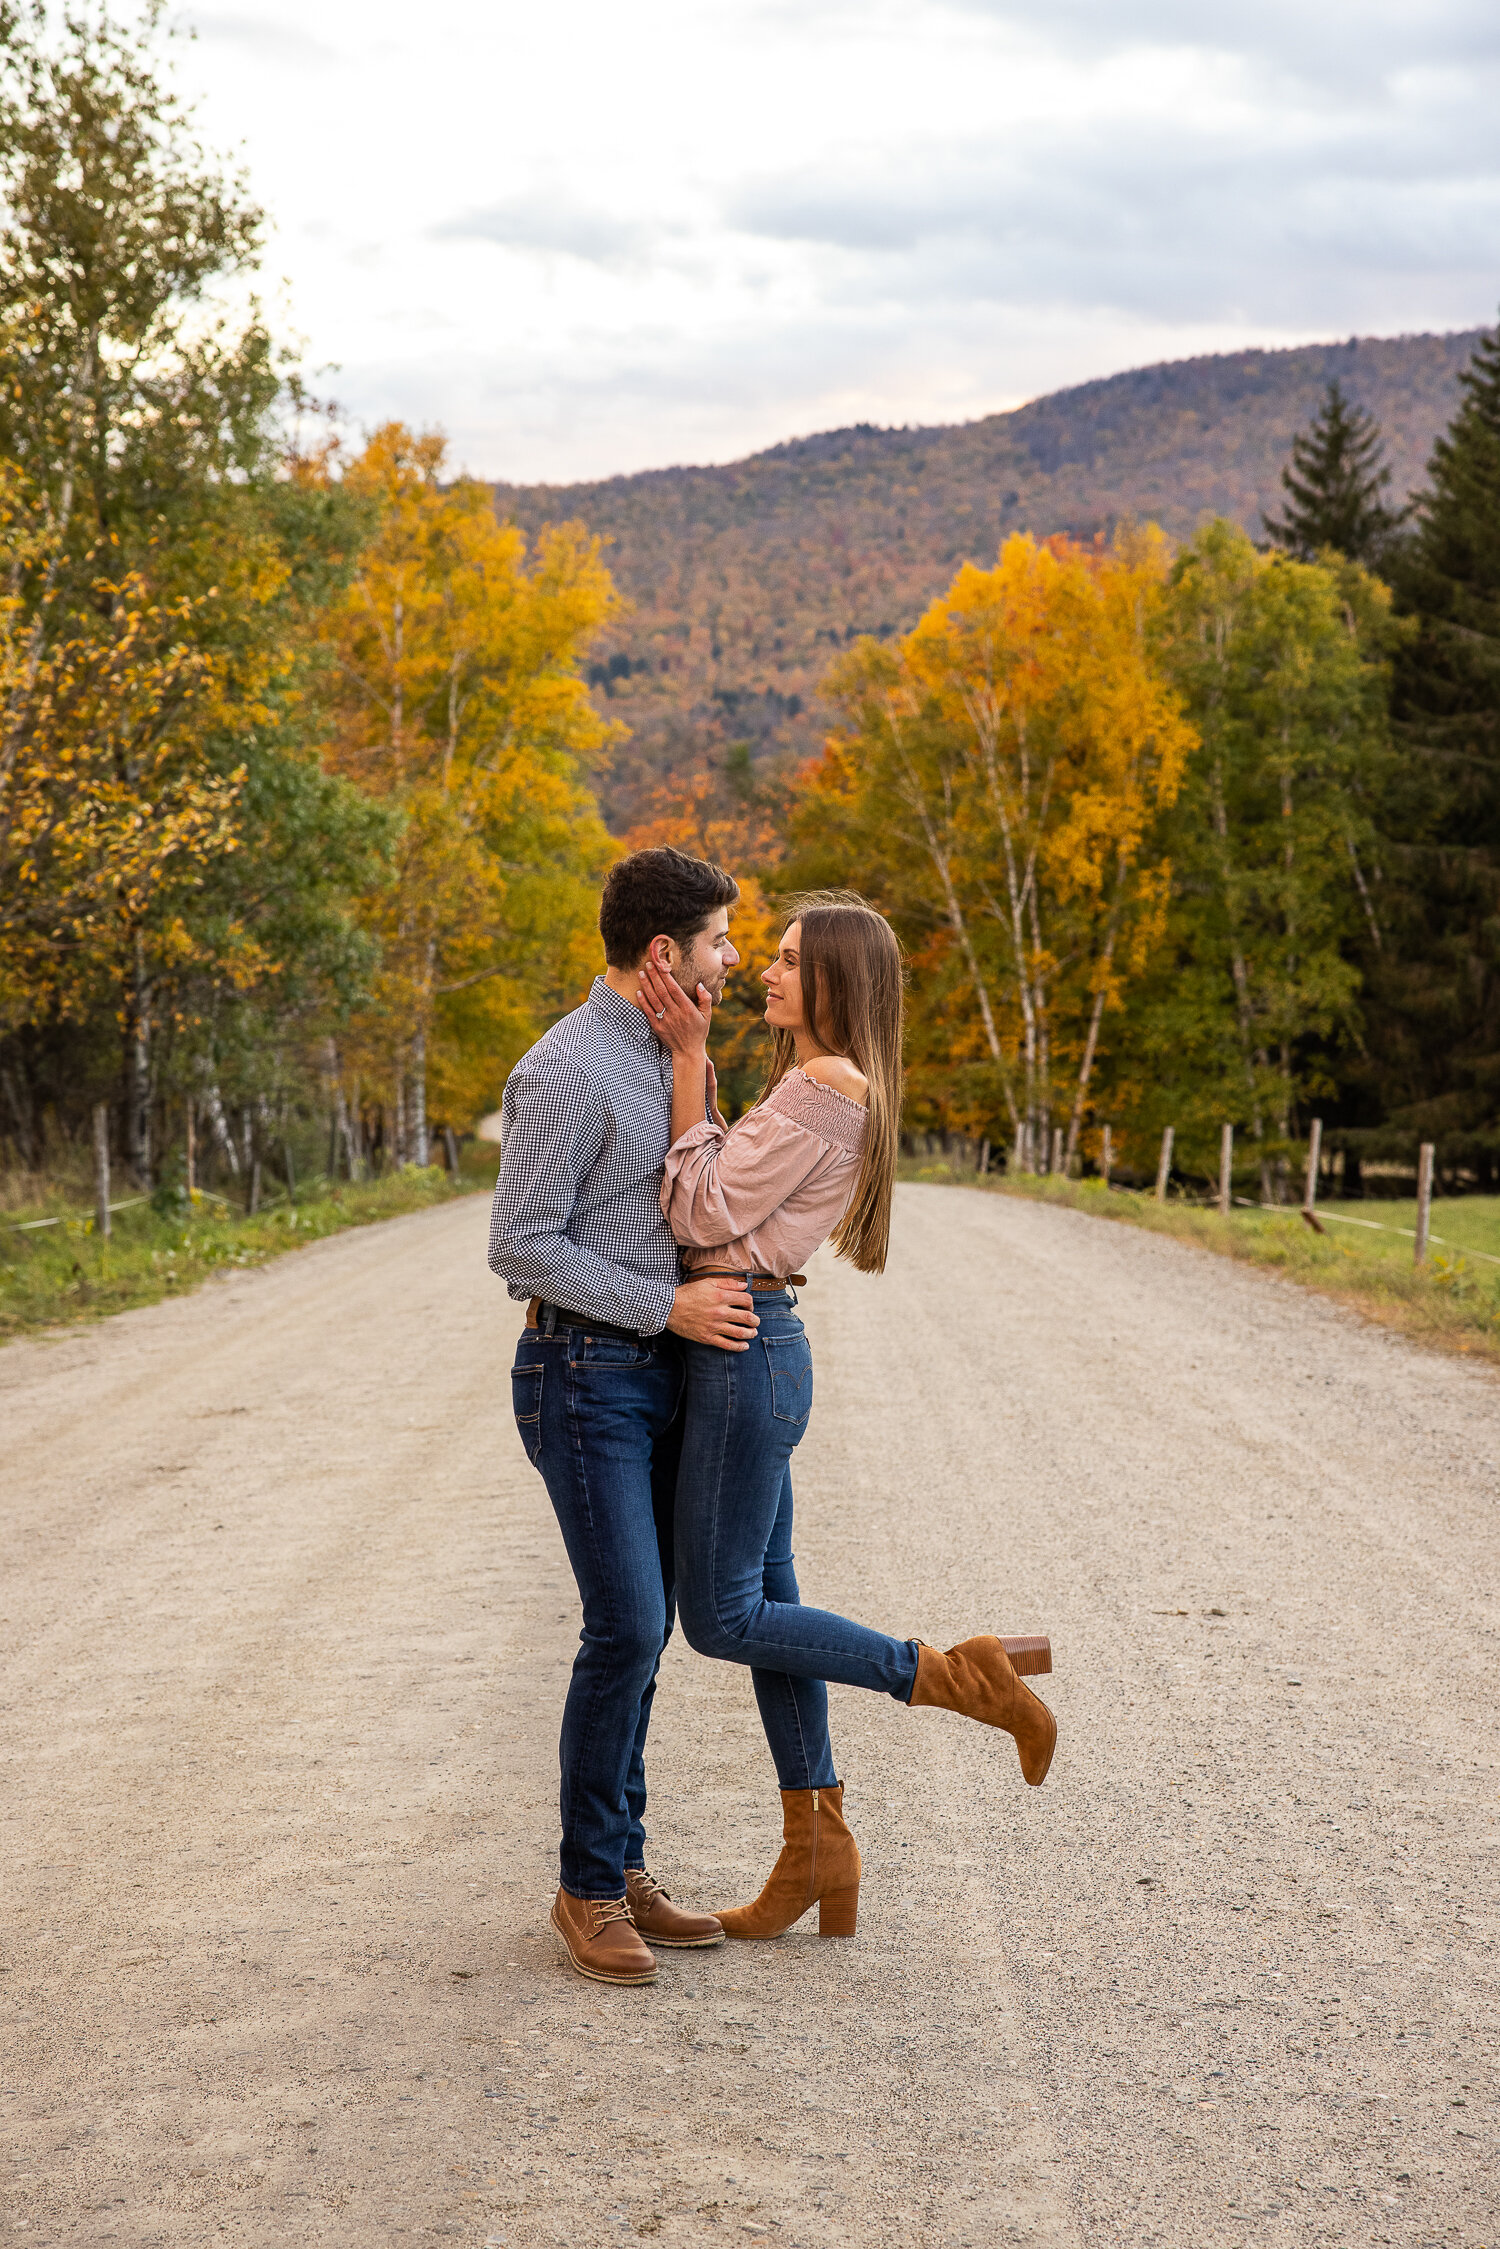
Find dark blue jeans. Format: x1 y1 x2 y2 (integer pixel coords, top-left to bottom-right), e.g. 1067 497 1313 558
674 1289 919 1790
511 1320 684 1900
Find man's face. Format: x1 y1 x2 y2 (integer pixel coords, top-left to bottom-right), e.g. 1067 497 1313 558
655 908 739 1004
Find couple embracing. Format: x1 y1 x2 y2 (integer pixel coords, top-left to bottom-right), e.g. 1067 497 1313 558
488 848 1056 1987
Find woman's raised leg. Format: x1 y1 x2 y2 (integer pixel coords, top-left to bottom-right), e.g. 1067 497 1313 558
674 1307 918 1704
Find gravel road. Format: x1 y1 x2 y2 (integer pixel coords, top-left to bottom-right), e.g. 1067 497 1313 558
3 1183 1496 2249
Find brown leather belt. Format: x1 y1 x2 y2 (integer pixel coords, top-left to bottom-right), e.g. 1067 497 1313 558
688 1268 807 1289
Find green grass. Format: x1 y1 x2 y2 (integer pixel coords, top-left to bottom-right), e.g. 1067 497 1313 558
897 1158 1500 1364
0 1148 501 1345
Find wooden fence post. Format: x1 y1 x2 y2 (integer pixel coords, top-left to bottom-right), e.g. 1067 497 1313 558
185 1099 196 1197
1102 1125 1113 1185
1155 1125 1175 1203
444 1124 460 1175
1218 1122 1233 1217
1414 1142 1435 1267
1303 1117 1323 1216
978 1137 990 1176
93 1103 111 1240
1051 1126 1064 1177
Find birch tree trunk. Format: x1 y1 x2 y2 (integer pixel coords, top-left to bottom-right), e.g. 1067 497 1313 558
202 1083 240 1179
411 1030 428 1167
1063 861 1131 1170
127 932 152 1186
324 1040 358 1181
894 733 1019 1131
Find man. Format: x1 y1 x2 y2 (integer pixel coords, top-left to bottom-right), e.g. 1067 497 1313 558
489 846 759 1986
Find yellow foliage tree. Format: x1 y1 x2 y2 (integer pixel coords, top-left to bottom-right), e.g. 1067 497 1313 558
0 472 260 1131
319 425 620 1159
791 531 1196 1163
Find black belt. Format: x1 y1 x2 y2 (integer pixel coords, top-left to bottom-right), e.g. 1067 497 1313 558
525 1297 652 1343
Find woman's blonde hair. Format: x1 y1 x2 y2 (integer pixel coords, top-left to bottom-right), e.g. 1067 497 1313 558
761 890 904 1274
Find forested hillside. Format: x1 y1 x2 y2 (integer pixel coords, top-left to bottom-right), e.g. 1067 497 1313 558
498 331 1480 823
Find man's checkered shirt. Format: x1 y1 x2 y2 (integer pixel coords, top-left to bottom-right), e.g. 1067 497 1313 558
487 977 681 1334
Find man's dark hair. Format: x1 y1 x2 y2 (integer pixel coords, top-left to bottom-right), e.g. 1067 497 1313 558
599 847 739 968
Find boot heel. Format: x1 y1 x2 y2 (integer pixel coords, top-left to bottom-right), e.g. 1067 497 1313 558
1001 1634 1051 1676
818 1884 859 1938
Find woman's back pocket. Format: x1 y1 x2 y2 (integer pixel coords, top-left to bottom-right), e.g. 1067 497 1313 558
762 1334 813 1425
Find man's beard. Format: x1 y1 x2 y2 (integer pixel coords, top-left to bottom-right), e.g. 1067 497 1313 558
672 961 726 1003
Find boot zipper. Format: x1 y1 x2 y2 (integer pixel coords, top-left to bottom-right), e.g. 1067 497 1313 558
806 1788 819 1908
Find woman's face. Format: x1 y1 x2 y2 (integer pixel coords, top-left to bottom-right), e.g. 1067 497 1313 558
762 920 806 1034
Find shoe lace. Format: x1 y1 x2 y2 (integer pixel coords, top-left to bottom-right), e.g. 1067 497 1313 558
626 1869 668 1905
588 1896 636 1932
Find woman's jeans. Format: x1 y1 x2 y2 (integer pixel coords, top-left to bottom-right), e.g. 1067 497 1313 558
511 1318 684 1900
675 1289 918 1790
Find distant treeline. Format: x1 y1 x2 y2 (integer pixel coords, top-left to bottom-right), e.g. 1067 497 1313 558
498 330 1481 830
621 348 1500 1192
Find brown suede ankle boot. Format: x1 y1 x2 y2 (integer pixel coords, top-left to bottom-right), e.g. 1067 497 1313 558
909 1635 1057 1785
716 1785 861 1940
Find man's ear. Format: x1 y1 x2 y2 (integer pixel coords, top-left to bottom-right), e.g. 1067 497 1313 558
647 934 675 970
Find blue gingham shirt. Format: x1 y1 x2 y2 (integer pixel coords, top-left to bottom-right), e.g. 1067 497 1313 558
487 978 682 1333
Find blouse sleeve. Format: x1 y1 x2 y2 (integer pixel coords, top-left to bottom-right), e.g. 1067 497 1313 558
659 1105 841 1248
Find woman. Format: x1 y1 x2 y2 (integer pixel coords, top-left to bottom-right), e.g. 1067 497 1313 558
635 890 1056 1942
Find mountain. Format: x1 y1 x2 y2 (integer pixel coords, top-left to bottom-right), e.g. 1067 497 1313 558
496 328 1484 825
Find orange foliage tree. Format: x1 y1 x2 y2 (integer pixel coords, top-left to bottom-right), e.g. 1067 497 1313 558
620 760 787 1115
788 531 1195 1163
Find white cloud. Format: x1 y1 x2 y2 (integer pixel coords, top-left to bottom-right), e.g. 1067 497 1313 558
164 0 1500 481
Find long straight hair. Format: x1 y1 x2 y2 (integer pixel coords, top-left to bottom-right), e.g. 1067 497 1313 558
761 891 904 1273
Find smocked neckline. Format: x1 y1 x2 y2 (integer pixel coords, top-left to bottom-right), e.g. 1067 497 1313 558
789 1065 869 1114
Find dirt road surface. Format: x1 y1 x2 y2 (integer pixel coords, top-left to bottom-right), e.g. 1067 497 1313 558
3 1185 1496 2248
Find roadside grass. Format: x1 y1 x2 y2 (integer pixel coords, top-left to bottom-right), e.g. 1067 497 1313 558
897 1157 1500 1364
0 1147 501 1344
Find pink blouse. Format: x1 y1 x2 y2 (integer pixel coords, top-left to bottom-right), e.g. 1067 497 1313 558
660 1066 868 1278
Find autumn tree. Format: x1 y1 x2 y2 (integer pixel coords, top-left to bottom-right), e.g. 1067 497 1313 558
619 747 791 1115
319 425 619 1163
789 531 1194 1164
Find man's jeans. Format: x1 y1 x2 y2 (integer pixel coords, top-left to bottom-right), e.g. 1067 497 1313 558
511 1321 684 1900
673 1289 918 1791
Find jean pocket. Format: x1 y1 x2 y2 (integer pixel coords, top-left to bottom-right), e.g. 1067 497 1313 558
762 1333 813 1424
511 1363 544 1464
572 1333 652 1369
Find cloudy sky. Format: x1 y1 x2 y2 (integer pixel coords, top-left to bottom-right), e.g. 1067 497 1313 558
170 0 1500 484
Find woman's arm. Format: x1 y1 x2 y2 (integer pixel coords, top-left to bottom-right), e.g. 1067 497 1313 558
661 1101 837 1246
636 956 712 1145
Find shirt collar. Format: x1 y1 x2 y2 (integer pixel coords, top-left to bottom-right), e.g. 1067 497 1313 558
588 974 664 1057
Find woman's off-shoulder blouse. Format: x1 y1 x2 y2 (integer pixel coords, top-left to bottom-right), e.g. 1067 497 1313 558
660 1066 868 1278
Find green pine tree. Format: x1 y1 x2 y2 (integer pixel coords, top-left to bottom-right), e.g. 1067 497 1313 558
1264 380 1400 565
1355 318 1500 1160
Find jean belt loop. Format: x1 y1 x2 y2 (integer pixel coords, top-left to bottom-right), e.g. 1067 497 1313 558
540 1302 557 1338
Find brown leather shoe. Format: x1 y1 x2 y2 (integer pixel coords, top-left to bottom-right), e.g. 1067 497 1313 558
625 1869 725 1948
716 1785 861 1940
910 1635 1057 1785
549 1888 657 1985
